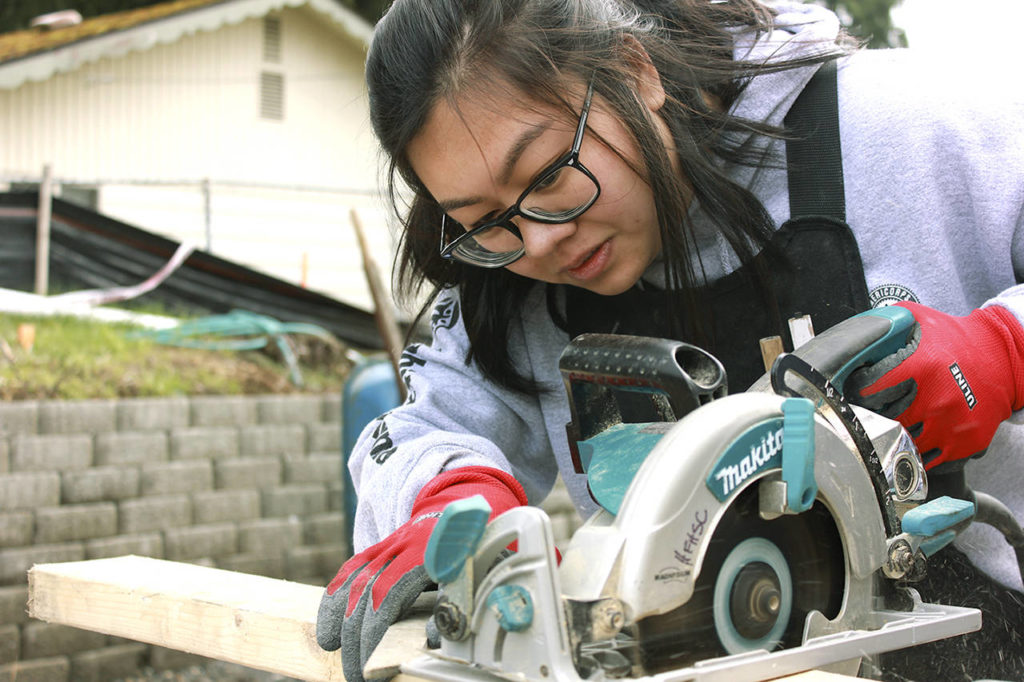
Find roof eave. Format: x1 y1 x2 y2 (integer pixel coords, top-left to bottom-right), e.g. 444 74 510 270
0 0 372 90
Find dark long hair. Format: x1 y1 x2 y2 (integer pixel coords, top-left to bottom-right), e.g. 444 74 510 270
366 0 851 393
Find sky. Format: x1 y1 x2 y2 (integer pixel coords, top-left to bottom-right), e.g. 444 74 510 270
892 0 1024 56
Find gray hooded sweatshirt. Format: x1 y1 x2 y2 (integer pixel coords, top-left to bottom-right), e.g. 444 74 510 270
349 2 1024 591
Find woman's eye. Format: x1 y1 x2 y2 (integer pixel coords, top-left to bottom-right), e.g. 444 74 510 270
533 167 564 192
469 212 498 230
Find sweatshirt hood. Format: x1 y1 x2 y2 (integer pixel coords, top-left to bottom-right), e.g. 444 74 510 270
642 2 844 287
730 1 843 126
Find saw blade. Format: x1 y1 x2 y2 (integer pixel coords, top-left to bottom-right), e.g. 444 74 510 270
633 486 845 675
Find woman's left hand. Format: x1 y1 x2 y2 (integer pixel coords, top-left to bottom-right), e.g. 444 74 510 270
848 302 1024 469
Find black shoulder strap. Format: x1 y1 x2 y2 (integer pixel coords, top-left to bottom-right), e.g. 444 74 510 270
784 60 845 222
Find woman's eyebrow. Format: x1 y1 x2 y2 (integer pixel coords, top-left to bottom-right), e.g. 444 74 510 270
437 121 551 213
498 122 550 185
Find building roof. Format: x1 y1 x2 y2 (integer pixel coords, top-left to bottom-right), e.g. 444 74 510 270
0 0 373 89
0 191 383 349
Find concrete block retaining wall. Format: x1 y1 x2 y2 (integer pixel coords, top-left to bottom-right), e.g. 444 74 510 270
0 394 581 681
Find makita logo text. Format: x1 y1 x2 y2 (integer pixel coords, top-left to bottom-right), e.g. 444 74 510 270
949 363 977 409
714 427 783 498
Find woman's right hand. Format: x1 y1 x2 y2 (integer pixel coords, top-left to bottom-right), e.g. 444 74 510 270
315 466 529 682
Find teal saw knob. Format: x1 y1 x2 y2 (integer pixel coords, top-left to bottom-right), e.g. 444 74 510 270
782 397 817 513
424 495 492 584
486 584 534 632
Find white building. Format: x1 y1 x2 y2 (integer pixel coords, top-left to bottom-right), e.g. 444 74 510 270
0 0 399 312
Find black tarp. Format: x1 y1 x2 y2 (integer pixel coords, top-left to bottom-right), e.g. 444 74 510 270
0 191 383 349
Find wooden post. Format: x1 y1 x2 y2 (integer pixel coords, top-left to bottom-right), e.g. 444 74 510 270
760 335 785 373
202 177 213 251
350 208 407 401
34 163 53 295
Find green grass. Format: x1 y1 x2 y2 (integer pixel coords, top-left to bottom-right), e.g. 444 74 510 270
0 313 352 401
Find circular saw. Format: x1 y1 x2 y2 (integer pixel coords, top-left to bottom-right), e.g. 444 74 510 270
403 307 993 682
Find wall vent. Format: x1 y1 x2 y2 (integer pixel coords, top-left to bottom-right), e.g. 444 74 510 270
263 15 282 63
260 71 285 120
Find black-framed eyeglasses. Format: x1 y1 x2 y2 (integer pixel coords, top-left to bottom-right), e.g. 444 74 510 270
438 82 601 268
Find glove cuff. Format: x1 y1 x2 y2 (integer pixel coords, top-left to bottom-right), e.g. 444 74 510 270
414 466 529 519
980 305 1024 411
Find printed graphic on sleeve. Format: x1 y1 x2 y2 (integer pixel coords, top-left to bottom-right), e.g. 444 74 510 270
398 344 426 404
431 296 461 332
869 283 920 308
368 418 397 465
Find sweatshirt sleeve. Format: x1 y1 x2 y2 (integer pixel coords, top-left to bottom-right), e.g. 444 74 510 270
982 193 1024 325
348 288 556 551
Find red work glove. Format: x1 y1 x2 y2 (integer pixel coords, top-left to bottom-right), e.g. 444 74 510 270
848 302 1024 469
315 466 528 682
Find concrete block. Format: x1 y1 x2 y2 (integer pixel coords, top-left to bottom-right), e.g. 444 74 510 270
0 473 60 511
286 543 347 582
304 512 345 546
0 585 29 624
216 552 287 580
328 479 344 513
94 431 168 466
149 645 210 670
37 400 116 435
257 395 323 425
61 466 140 504
307 422 342 453
239 424 306 457
261 484 328 518
0 624 18 664
85 533 163 560
70 643 147 682
10 435 92 472
0 440 7 474
322 394 342 424
163 523 238 561
140 460 213 496
117 397 190 431
118 495 192 534
0 656 70 682
283 453 339 484
0 512 33 548
169 426 239 460
20 622 107 659
189 396 258 427
238 518 303 555
0 401 38 437
192 489 260 525
214 457 282 490
34 503 117 543
0 543 84 585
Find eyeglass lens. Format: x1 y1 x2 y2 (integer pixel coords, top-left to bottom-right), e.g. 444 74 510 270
455 165 599 259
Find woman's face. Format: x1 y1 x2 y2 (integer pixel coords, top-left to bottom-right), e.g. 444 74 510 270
406 80 671 296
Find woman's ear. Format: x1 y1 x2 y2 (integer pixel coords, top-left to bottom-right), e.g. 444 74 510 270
621 35 666 113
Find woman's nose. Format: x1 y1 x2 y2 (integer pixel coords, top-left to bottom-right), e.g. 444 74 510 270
516 217 577 260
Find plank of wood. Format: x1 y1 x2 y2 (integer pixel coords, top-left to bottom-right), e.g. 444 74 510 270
28 556 856 682
27 555 358 682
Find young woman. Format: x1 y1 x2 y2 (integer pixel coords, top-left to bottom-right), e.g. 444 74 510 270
317 1 1024 680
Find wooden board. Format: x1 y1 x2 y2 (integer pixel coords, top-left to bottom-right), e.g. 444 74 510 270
28 555 356 681
27 555 855 682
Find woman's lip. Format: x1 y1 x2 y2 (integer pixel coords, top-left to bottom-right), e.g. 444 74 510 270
567 240 611 280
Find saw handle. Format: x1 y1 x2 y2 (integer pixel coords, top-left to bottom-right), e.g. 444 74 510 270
750 306 916 394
